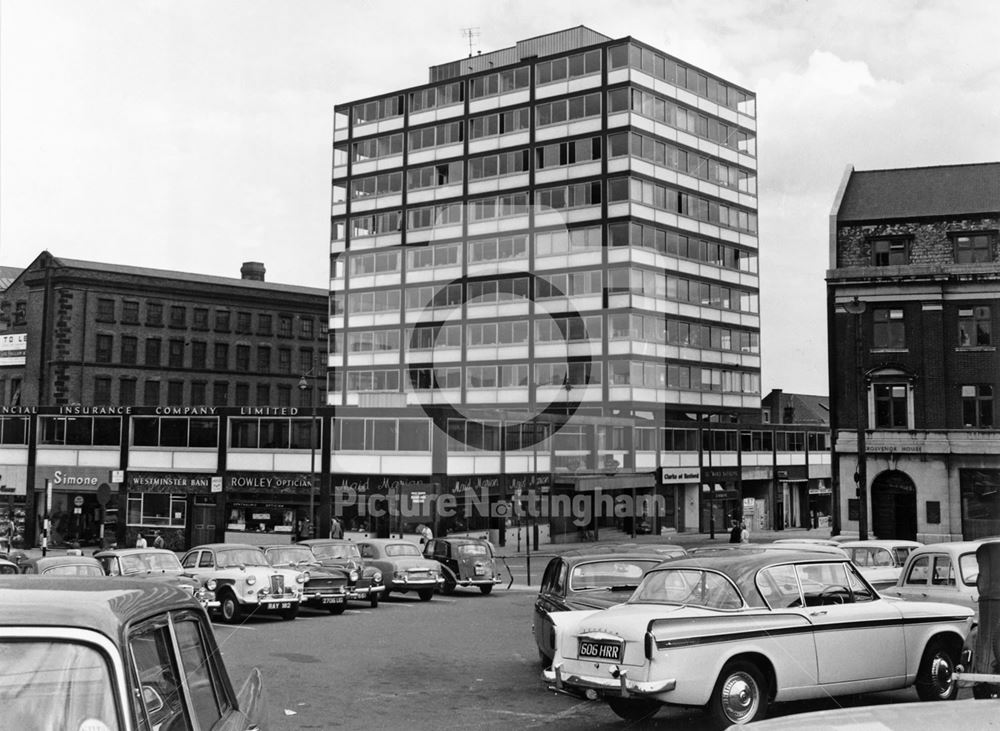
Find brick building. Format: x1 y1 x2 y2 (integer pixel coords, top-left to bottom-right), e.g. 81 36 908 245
827 162 1000 542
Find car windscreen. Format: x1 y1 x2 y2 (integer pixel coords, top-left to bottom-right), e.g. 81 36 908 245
215 549 269 568
42 564 105 577
569 559 661 591
267 548 315 565
384 543 421 557
630 568 743 609
310 544 358 560
0 640 120 730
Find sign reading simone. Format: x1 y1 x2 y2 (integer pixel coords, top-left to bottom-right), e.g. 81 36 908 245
0 333 26 367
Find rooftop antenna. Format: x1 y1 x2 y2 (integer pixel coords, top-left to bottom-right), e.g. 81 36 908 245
461 27 480 57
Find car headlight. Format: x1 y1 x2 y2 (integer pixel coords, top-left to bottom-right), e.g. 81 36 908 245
349 570 359 582
372 571 382 583
205 579 217 591
297 572 307 583
246 575 257 586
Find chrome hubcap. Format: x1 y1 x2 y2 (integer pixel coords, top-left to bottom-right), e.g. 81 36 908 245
931 654 954 695
722 672 758 721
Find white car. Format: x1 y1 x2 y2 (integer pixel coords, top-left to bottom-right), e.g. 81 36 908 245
880 540 991 614
543 549 974 728
840 539 922 590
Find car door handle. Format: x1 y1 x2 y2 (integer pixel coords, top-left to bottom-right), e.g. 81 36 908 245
809 610 827 617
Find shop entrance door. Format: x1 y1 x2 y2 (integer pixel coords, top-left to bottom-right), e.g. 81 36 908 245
190 503 216 546
871 470 917 540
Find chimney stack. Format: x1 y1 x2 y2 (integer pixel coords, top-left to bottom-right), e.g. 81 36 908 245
241 262 265 281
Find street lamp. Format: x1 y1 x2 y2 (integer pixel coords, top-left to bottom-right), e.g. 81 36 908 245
842 296 868 541
298 372 318 539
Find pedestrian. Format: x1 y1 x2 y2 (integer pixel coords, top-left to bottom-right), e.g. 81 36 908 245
329 516 343 539
729 520 741 544
740 522 750 544
152 531 165 549
135 533 147 548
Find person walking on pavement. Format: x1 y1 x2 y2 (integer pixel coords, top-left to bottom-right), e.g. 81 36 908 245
740 522 750 543
152 531 165 549
729 520 741 544
135 533 147 548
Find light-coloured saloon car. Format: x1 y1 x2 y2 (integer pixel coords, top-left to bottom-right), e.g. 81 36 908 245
840 539 922 590
543 549 974 728
880 540 991 614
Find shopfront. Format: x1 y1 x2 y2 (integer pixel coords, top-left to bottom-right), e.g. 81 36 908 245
33 466 115 548
224 472 316 545
700 466 741 535
0 465 27 550
126 472 219 550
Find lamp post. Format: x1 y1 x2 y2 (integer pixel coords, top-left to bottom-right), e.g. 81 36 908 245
843 297 868 541
298 371 318 539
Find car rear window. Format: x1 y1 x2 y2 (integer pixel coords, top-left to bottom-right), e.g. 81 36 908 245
631 568 742 609
570 559 661 592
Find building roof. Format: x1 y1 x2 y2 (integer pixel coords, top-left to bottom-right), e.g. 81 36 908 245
837 162 1000 222
762 390 830 426
14 252 325 296
0 266 22 290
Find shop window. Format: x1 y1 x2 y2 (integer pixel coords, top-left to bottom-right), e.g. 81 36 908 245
127 493 187 527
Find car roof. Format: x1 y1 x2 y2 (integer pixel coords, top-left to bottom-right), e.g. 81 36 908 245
25 555 103 567
840 539 923 548
186 543 261 552
647 549 851 592
908 539 998 554
94 548 178 557
298 539 353 545
0 577 200 640
558 543 686 560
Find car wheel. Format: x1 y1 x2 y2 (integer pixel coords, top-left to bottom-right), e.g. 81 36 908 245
328 604 346 615
418 588 434 602
219 594 242 625
479 584 493 595
707 660 769 728
441 579 456 595
606 697 660 722
916 638 960 701
280 604 299 621
369 593 380 608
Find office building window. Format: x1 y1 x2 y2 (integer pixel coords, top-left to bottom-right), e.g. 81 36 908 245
278 348 291 374
167 381 184 406
96 334 113 364
279 316 293 337
193 308 209 330
191 381 207 405
256 383 270 405
169 306 186 328
872 238 910 266
236 345 251 372
958 306 991 346
953 233 994 264
120 378 137 406
97 299 115 322
212 381 228 406
168 339 185 368
236 312 252 334
277 384 291 407
145 338 161 367
873 383 909 429
214 343 229 370
300 317 314 338
873 308 905 349
962 385 993 428
94 377 112 405
146 303 163 327
143 380 160 406
121 336 138 365
235 383 250 406
257 346 271 373
191 341 207 369
122 300 139 324
215 310 230 332
257 314 273 336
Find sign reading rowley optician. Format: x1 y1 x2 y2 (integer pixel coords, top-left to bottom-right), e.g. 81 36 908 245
0 333 26 367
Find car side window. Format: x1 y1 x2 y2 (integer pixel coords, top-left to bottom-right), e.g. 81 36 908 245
554 562 568 595
198 552 214 568
932 555 955 586
181 552 198 569
174 617 227 726
905 555 930 585
103 557 120 576
844 562 875 602
129 619 188 731
757 565 802 608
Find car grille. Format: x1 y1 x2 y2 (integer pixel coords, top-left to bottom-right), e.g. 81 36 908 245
308 577 347 591
270 574 285 594
407 569 430 579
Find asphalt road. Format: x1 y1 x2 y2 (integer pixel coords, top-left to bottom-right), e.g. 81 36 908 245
213 586 955 731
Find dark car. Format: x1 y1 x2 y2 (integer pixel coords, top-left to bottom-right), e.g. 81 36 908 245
298 538 385 608
21 554 106 577
94 547 219 611
422 537 503 594
0 576 267 730
533 543 687 667
262 544 351 614
355 538 443 601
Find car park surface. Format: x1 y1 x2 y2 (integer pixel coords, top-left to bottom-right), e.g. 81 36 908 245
355 538 443 601
94 546 218 610
181 543 305 623
543 548 974 728
0 576 267 731
297 538 385 607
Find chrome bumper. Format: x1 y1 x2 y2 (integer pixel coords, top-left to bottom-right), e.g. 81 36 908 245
348 583 385 598
543 663 676 697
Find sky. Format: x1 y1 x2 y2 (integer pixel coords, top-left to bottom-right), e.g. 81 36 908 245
1 0 998 397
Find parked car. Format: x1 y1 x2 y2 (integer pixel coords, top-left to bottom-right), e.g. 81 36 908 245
298 538 385 607
262 544 351 614
543 549 974 728
880 540 990 614
0 576 267 730
534 544 687 667
422 536 503 595
0 556 18 574
840 539 923 590
180 543 305 623
94 546 219 611
355 538 442 601
20 554 105 576
732 698 1000 730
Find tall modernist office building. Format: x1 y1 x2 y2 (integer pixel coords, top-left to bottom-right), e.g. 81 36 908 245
329 27 761 537
828 162 1000 543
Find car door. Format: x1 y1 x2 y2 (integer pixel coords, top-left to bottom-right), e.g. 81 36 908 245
798 561 906 687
